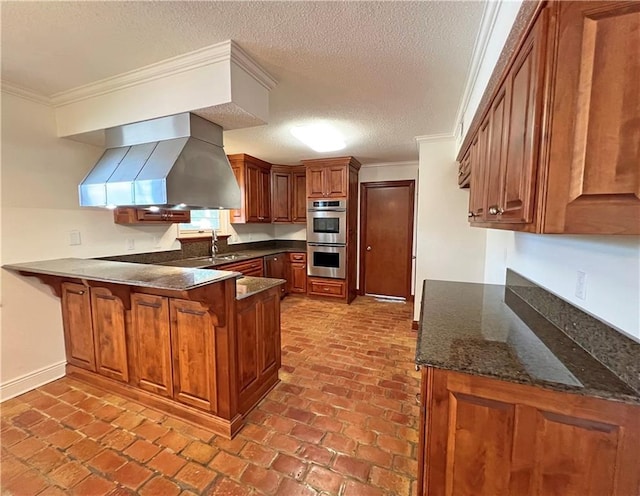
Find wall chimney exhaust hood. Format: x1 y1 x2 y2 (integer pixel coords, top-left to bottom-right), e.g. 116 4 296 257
79 113 241 210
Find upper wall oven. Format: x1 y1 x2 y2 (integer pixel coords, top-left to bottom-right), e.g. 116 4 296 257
307 199 347 245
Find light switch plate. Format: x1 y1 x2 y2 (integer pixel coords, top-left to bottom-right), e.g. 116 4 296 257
69 230 81 246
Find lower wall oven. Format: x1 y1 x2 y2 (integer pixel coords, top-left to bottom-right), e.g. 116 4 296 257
307 243 346 279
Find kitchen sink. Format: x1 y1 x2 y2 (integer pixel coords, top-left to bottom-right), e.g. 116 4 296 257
213 253 248 261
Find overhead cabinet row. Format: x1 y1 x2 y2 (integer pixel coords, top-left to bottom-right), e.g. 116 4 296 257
460 1 640 234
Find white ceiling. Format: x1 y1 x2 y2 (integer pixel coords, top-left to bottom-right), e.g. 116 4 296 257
1 1 485 165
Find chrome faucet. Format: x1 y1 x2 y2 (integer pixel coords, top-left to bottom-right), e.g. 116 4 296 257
211 231 219 258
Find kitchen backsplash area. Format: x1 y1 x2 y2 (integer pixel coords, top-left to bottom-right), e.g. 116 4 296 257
506 269 640 393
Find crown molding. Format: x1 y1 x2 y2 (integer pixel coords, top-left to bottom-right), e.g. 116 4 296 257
415 132 456 144
1 81 52 106
50 40 276 107
229 41 278 91
361 160 418 169
451 0 501 137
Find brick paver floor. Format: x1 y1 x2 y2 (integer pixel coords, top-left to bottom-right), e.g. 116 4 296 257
1 296 419 495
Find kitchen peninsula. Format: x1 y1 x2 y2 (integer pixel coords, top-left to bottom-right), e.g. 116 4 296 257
4 258 285 439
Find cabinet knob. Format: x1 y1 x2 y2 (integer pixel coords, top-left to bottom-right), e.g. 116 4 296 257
366 246 372 251
458 169 464 176
488 206 504 216
468 212 476 218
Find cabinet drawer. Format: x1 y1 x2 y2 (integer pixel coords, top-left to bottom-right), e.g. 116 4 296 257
288 252 306 262
217 258 264 277
308 277 346 298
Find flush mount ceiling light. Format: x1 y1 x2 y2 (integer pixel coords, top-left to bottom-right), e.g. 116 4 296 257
290 123 346 152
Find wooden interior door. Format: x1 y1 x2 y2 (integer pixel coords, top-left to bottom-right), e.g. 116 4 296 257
360 180 415 299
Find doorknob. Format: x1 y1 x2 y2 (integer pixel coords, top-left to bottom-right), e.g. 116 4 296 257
366 246 372 251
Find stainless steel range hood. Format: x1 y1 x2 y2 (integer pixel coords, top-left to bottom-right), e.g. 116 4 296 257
79 113 241 210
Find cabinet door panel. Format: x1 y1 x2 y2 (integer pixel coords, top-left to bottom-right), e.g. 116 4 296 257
289 262 307 293
61 283 95 371
485 88 509 219
245 166 261 222
170 299 217 412
445 392 516 496
532 410 619 496
547 2 640 233
236 300 259 393
306 167 326 198
272 171 292 222
260 291 280 375
292 171 307 223
501 10 547 224
131 294 172 397
259 169 272 221
91 288 128 383
326 166 348 197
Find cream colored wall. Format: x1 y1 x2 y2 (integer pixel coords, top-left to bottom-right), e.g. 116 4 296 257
414 138 487 321
0 92 180 400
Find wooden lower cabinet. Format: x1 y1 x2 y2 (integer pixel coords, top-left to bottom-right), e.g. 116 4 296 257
90 288 128 383
216 258 264 277
131 294 173 397
61 282 96 371
235 286 281 414
286 252 307 294
307 277 346 298
418 367 640 496
170 299 217 413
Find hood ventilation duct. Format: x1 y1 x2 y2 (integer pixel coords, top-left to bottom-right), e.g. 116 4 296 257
79 113 241 210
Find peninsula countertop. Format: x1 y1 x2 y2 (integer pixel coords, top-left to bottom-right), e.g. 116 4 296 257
3 258 239 291
416 279 640 404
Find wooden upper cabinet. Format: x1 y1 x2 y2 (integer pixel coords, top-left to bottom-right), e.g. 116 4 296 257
61 282 96 371
461 2 639 234
303 157 359 199
227 154 272 224
113 208 190 224
545 1 640 233
292 169 307 223
418 368 640 496
170 299 217 413
271 165 306 224
131 293 173 397
90 288 128 383
271 167 293 223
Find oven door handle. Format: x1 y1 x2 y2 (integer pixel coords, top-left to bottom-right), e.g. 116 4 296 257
307 242 347 247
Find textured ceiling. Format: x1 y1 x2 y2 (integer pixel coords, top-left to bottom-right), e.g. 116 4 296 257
1 1 485 165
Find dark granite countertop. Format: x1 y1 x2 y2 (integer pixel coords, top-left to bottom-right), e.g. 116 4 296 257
3 258 239 291
236 276 286 300
416 279 640 404
157 248 305 269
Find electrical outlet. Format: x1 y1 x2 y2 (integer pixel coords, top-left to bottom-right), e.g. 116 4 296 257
575 270 587 300
126 238 135 251
68 230 81 246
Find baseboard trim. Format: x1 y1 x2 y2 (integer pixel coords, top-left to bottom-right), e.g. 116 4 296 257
0 361 66 402
412 320 419 330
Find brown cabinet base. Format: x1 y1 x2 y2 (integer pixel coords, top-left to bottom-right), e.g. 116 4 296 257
307 277 348 301
67 364 244 438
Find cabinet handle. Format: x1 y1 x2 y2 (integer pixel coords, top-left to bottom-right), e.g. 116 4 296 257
415 393 421 404
468 211 476 218
138 301 161 308
178 308 206 316
68 289 85 295
488 206 504 216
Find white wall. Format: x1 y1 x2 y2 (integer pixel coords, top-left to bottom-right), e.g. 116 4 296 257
485 232 640 340
0 92 181 400
456 0 523 153
414 139 487 320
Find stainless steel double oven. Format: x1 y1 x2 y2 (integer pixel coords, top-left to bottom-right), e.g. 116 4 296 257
306 199 347 279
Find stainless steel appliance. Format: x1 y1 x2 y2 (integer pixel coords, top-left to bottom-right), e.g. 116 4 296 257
307 243 346 279
307 199 347 245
